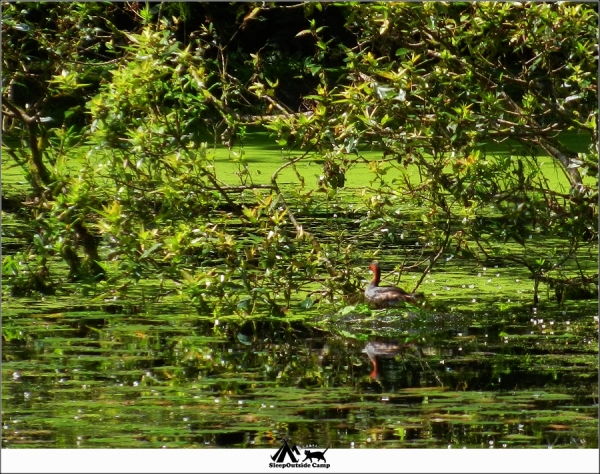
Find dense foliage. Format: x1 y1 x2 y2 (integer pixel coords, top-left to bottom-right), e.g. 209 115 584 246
2 2 597 312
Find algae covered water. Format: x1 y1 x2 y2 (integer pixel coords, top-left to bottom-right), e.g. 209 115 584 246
2 293 597 449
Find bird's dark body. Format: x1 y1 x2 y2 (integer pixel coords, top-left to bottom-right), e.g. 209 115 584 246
364 262 417 306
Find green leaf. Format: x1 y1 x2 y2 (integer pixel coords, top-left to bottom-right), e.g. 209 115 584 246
299 297 315 310
336 305 356 316
237 298 252 312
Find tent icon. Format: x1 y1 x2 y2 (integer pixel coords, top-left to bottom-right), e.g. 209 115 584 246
271 438 301 463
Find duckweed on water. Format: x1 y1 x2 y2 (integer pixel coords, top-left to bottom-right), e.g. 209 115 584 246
2 2 598 452
2 293 597 449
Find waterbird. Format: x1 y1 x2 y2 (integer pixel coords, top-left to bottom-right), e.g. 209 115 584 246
365 261 417 306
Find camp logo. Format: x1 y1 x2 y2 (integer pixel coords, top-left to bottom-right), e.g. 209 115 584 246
269 439 331 469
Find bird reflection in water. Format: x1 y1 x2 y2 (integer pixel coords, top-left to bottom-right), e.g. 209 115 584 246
363 341 423 380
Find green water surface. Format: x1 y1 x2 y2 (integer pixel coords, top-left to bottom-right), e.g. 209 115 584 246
2 293 597 449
